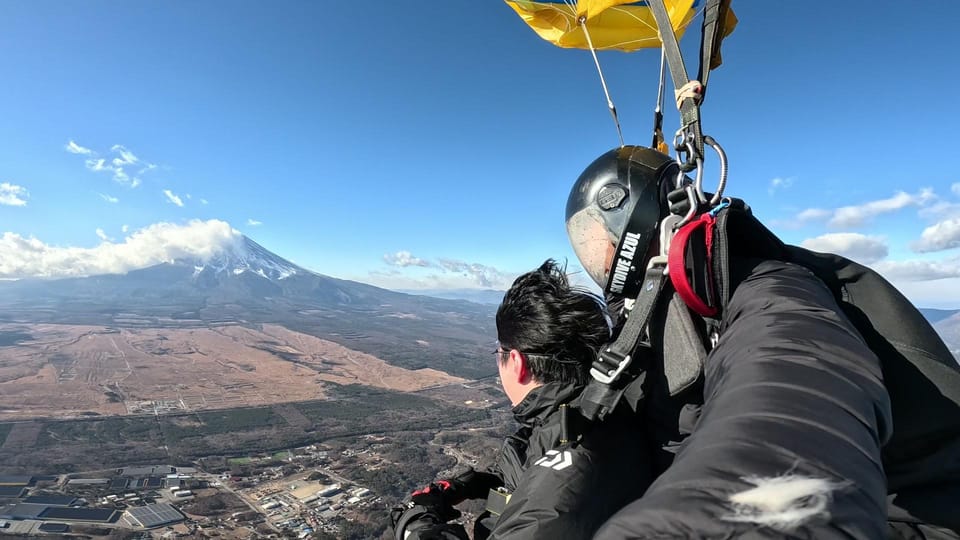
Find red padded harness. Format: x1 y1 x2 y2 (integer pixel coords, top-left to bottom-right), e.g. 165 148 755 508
668 212 718 317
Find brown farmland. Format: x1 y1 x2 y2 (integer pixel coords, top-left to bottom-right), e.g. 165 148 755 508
0 322 465 421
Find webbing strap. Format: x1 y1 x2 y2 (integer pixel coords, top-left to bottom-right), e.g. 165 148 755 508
647 0 702 155
649 0 729 160
668 213 718 317
581 264 667 421
697 0 727 89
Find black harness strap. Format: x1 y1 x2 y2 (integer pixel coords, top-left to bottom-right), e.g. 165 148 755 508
698 0 730 87
648 0 729 162
580 3 733 422
581 264 668 421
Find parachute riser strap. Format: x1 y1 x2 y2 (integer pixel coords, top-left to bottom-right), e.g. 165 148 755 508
698 0 730 86
647 0 703 159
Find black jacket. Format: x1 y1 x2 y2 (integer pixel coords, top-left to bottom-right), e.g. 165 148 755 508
596 259 893 539
400 381 653 540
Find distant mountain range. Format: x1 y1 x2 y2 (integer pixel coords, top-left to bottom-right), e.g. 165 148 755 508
1 235 956 377
919 308 960 325
398 288 506 306
0 236 498 379
923 309 960 359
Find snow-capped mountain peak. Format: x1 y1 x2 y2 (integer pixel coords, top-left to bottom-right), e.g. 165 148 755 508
188 236 307 281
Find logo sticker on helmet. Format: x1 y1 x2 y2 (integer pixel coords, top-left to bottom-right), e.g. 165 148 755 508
597 185 627 210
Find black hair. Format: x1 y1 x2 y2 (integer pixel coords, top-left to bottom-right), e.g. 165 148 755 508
496 259 611 387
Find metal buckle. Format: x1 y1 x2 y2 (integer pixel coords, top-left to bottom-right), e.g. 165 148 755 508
647 213 682 272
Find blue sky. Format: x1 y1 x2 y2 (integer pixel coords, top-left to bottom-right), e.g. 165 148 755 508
1 2 959 307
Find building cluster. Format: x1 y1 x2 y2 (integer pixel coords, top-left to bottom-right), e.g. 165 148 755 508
253 479 376 538
0 469 191 536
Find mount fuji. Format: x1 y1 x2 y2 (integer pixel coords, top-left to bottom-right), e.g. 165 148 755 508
0 235 497 378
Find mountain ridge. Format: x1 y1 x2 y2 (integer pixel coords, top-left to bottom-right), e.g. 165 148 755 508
0 235 499 380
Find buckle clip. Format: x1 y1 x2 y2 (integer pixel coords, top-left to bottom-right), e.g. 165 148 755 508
590 348 632 385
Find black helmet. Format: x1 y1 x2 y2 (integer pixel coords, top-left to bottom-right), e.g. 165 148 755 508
565 146 680 299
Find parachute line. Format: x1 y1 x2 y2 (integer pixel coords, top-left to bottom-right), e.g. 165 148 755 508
580 16 625 147
652 47 667 151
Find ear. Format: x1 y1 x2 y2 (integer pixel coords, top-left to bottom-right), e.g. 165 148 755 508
508 349 531 384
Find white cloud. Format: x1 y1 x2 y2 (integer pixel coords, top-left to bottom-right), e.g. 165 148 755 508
113 168 130 184
110 144 139 166
874 258 960 282
801 233 889 264
0 183 29 206
383 250 429 268
85 158 107 171
828 189 934 228
121 224 129 233
885 276 960 308
200 199 209 205
796 208 831 222
953 183 960 197
163 189 184 207
768 177 794 195
99 193 119 204
95 228 112 242
792 189 935 228
65 140 92 155
76 144 155 188
919 201 960 220
912 218 960 253
437 258 514 288
247 219 263 226
0 219 242 279
368 255 518 290
365 269 517 291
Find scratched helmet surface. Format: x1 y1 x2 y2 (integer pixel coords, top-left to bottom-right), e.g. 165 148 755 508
565 146 678 299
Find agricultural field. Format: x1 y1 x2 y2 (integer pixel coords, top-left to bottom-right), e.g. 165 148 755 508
0 322 466 421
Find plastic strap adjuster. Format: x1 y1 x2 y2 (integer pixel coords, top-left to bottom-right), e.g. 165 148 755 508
590 348 632 385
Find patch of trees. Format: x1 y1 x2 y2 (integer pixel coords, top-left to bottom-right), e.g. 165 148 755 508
182 492 247 516
346 441 454 500
3 390 492 475
326 515 389 540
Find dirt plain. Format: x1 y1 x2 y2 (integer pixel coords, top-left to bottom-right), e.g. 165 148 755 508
0 322 465 421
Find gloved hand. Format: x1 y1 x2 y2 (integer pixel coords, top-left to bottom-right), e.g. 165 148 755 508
390 501 465 540
412 468 501 507
410 483 461 521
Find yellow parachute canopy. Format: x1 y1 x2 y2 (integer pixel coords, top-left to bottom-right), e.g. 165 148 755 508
505 0 735 53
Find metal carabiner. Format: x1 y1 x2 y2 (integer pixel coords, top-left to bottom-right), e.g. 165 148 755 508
702 135 728 206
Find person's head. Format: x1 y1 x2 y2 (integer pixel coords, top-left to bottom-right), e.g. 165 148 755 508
565 145 680 300
495 259 611 405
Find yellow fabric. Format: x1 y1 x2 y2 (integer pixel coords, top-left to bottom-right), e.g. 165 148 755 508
504 0 698 52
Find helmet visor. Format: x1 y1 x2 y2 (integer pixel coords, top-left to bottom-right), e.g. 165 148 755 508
566 206 618 288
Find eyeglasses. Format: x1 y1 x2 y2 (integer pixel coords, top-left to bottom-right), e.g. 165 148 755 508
492 347 561 362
